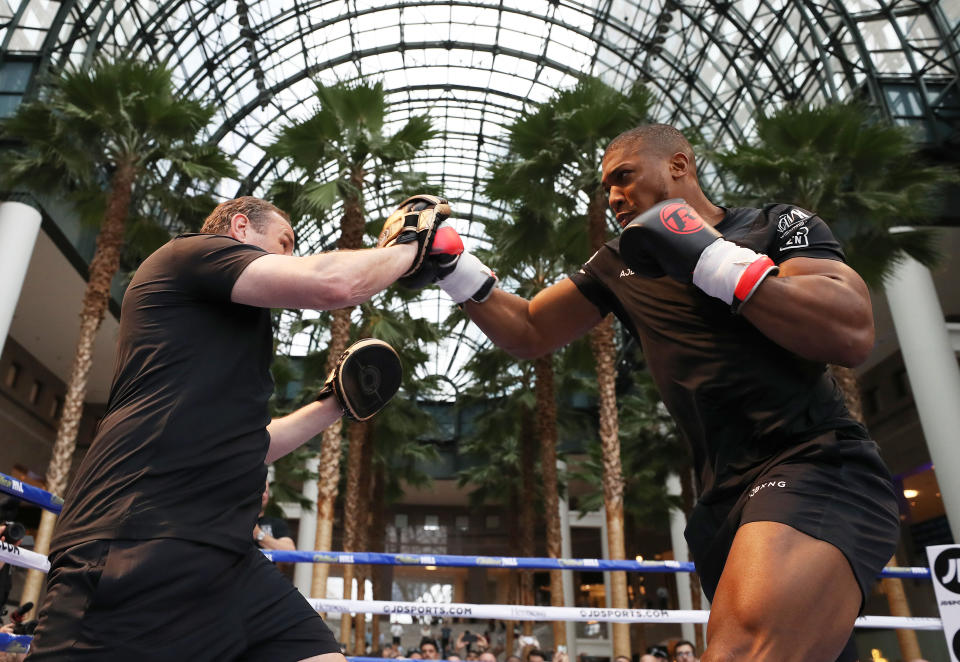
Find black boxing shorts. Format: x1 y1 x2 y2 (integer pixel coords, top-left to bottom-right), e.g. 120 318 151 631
685 435 900 609
27 538 341 661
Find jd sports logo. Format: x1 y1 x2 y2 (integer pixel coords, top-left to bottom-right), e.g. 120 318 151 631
935 548 960 594
659 203 703 234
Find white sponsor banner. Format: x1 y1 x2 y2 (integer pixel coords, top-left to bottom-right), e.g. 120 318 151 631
307 598 941 630
0 541 50 572
927 544 960 661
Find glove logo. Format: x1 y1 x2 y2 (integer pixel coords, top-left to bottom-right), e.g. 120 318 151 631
360 364 382 396
659 203 703 234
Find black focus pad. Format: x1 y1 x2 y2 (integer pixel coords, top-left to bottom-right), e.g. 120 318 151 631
317 339 402 421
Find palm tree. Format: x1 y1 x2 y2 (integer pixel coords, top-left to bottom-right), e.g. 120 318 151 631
337 295 442 650
477 199 587 647
487 76 653 656
0 57 236 608
714 100 956 662
267 78 435 599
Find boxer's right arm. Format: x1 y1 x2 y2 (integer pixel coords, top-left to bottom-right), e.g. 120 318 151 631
463 278 602 359
231 243 416 310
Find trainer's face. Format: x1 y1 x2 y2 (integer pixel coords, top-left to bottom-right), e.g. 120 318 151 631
601 143 673 228
232 212 295 256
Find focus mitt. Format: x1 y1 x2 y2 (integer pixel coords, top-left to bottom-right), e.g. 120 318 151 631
377 194 451 283
316 338 402 421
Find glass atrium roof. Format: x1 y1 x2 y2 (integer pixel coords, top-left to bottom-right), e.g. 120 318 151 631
2 0 958 393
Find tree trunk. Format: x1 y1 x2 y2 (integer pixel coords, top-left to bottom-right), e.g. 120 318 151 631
370 466 387 653
587 189 631 657
312 182 365 599
505 485 520 657
518 404 536 636
831 363 920 659
340 419 367 650
830 364 864 422
24 162 135 614
311 307 352 599
354 422 376 655
534 354 565 649
589 316 629 657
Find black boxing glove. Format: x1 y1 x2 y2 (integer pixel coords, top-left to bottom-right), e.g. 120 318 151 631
620 199 778 311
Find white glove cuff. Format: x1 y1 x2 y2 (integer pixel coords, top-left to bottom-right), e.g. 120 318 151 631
438 252 496 303
692 238 777 307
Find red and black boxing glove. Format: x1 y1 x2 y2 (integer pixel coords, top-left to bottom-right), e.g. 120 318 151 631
619 199 778 312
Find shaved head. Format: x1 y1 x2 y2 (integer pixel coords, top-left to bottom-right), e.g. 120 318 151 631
605 123 696 170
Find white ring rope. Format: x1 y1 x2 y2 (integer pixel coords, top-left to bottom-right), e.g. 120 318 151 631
306 598 944 631
0 540 50 572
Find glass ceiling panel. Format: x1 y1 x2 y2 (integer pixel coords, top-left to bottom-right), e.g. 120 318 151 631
2 0 957 394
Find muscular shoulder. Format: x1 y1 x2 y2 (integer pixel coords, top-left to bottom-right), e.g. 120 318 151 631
720 203 846 264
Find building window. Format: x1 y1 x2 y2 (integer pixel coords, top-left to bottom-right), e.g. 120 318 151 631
455 515 469 532
28 380 43 404
893 369 910 399
485 515 500 529
394 513 408 529
423 515 440 531
50 395 63 420
863 387 879 416
4 362 21 388
0 59 35 118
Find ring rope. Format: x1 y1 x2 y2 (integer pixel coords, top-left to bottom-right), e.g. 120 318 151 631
0 541 50 572
0 539 932 581
0 473 934 579
0 472 62 513
264 550 931 580
307 598 943 631
0 604 944 654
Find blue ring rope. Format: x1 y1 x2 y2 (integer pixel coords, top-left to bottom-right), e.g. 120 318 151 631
263 550 930 579
0 472 62 513
0 472 930 580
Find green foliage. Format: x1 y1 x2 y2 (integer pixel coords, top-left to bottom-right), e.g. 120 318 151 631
269 446 320 514
266 78 436 226
487 75 653 211
0 57 236 231
571 368 687 529
455 345 535 507
714 101 957 286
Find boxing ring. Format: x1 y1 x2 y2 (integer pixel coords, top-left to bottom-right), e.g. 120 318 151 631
0 472 944 654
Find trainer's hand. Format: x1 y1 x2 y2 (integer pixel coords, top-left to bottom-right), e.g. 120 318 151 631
620 199 778 311
377 194 450 282
428 226 498 303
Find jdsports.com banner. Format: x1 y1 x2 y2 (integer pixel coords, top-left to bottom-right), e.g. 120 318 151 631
927 544 960 661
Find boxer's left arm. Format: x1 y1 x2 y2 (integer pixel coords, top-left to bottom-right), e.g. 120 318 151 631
738 256 874 367
620 201 872 367
264 398 343 464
